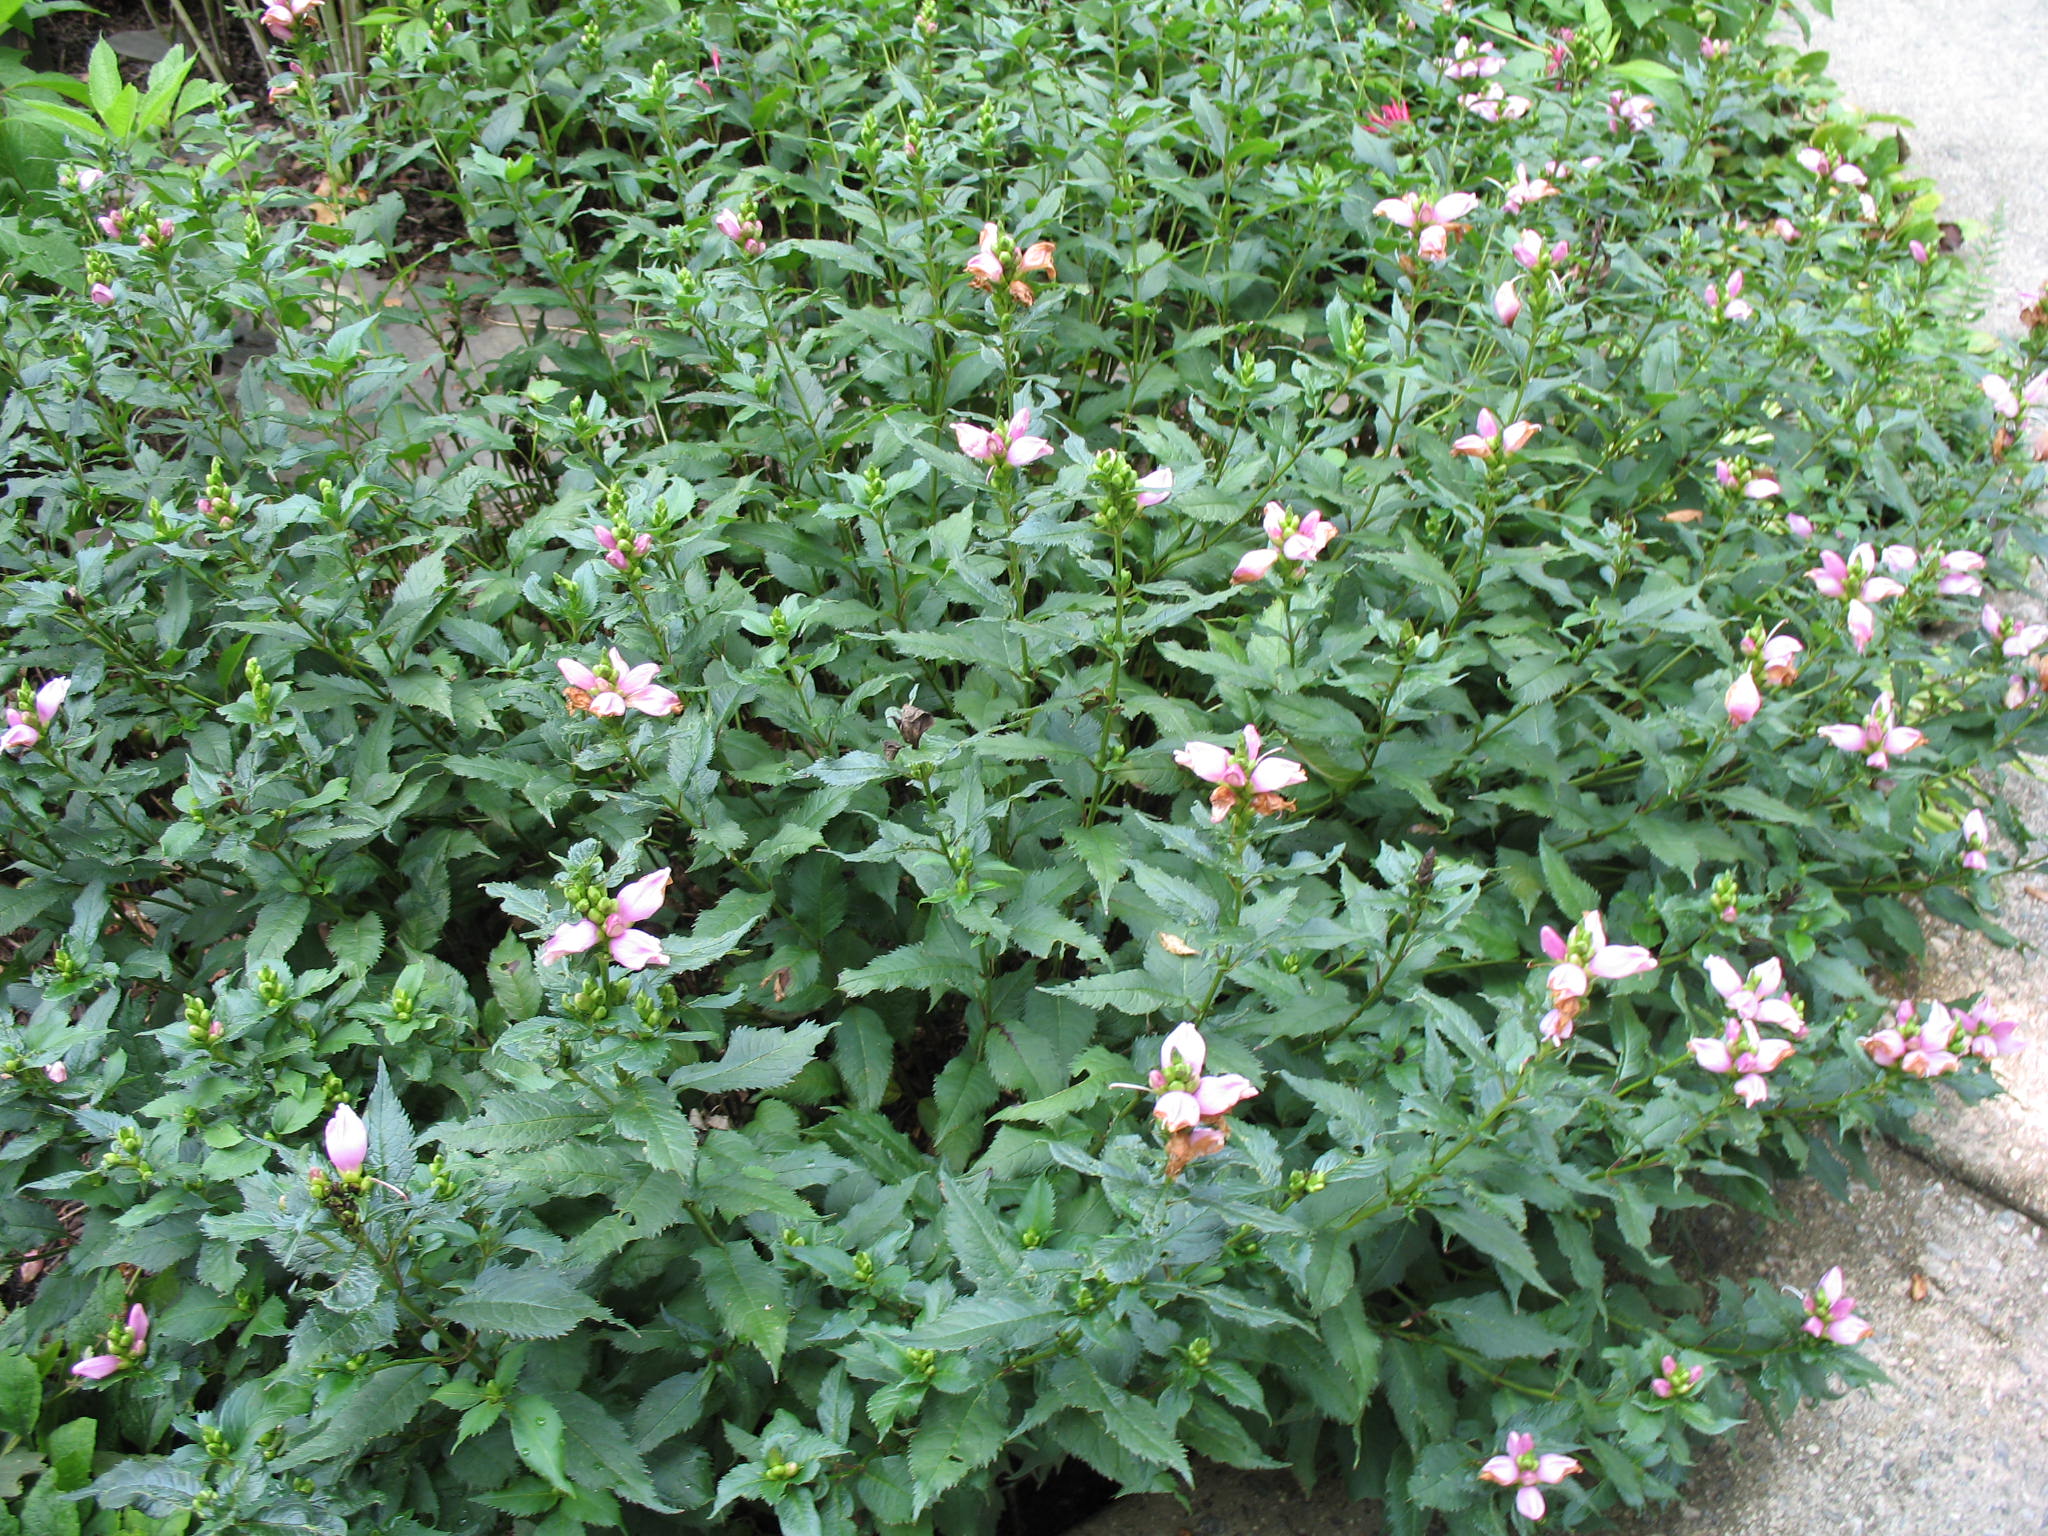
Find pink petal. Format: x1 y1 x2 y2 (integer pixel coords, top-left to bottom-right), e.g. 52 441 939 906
1504 1431 1535 1458
71 1355 122 1380
540 918 601 963
1547 962 1588 1001
1478 1455 1519 1486
1193 1072 1258 1117
1434 192 1480 220
1153 1089 1201 1131
1005 434 1056 467
1539 925 1568 961
1533 1455 1580 1484
614 868 672 924
1817 724 1868 752
1703 955 1742 999
964 253 1004 284
1248 755 1307 793
1687 1037 1733 1074
626 683 682 716
1516 1486 1547 1521
608 929 669 971
1232 547 1279 584
1733 1074 1769 1107
33 678 69 724
1588 945 1656 979
1160 1021 1207 1079
1173 742 1234 783
953 422 997 460
1751 1038 1796 1071
1826 1314 1873 1345
557 658 601 689
1373 197 1417 227
1135 467 1174 507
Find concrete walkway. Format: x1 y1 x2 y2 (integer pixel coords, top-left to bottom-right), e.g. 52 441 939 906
1073 4 2048 1530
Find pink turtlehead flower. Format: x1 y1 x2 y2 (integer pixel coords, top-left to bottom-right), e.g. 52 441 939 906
1806 545 1905 604
1714 459 1779 499
1536 910 1657 1042
1880 544 1918 574
125 1304 149 1350
1501 165 1560 214
1373 191 1480 263
90 282 115 305
1687 1020 1796 1105
540 867 673 971
1233 502 1337 584
1651 1354 1704 1397
1725 670 1761 725
1845 599 1876 655
1980 372 2048 421
324 1103 367 1175
558 649 682 717
1145 1022 1258 1130
1478 1431 1581 1522
964 223 1004 287
1493 278 1521 327
1786 512 1813 539
261 0 321 41
1952 1004 2025 1060
1981 604 2048 659
1607 91 1655 134
1460 85 1531 122
1135 467 1174 508
1909 238 1929 263
1 676 70 755
594 525 652 571
1700 35 1730 59
1451 408 1539 460
1795 148 1867 187
714 208 765 255
71 1354 122 1381
43 1062 67 1084
1546 29 1573 76
1704 269 1751 321
1174 724 1307 823
1816 690 1924 771
1511 229 1569 271
953 407 1055 470
1899 1002 1962 1078
1961 808 1990 871
1937 550 1985 596
1437 36 1503 78
1704 954 1805 1038
1803 1266 1873 1345
1743 630 1804 687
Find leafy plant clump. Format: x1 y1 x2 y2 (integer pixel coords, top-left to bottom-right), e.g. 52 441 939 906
0 0 2043 1531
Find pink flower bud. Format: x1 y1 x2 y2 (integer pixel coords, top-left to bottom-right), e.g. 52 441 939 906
1493 278 1521 327
43 1062 67 1084
324 1102 368 1176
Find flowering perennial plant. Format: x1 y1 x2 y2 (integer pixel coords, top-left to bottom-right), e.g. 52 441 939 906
0 0 2036 1533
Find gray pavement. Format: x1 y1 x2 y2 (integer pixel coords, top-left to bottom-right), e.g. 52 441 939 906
1797 0 2048 338
1075 4 2048 1529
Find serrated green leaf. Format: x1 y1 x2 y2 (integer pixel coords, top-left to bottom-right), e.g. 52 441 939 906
0 1356 39 1439
326 913 384 976
831 1006 893 1112
1432 1292 1575 1360
1537 839 1599 922
695 1242 789 1373
669 1021 832 1094
441 1093 603 1152
440 1265 613 1339
610 1076 697 1176
836 942 974 1000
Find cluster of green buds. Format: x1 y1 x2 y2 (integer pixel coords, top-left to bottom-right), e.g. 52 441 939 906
101 1124 152 1181
427 1155 458 1201
255 965 292 1011
566 973 632 1023
901 1347 938 1381
198 458 238 529
49 945 86 985
1283 1168 1328 1203
242 658 276 725
184 996 225 1048
201 1425 234 1462
1710 871 1743 925
761 1451 806 1484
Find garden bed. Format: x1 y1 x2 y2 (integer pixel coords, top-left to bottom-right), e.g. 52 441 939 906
0 0 2043 1532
